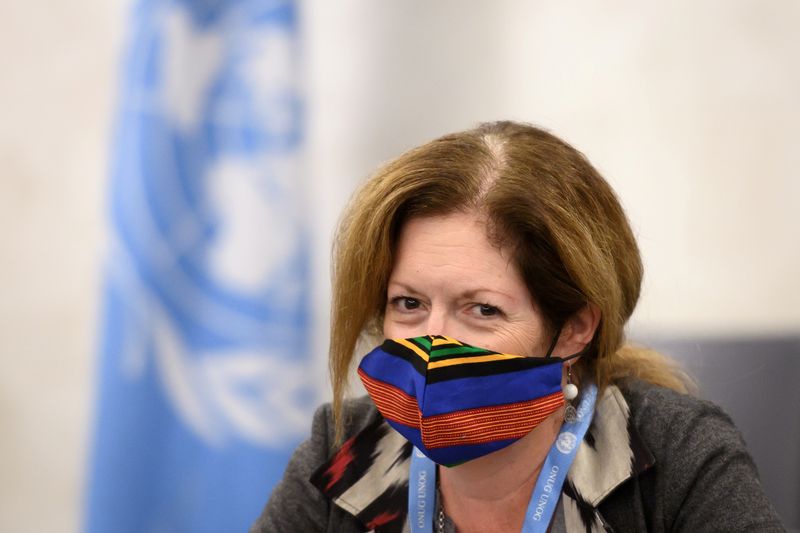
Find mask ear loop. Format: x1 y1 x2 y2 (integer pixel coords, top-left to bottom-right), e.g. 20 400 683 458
544 330 561 358
544 325 590 360
544 325 585 423
544 330 591 363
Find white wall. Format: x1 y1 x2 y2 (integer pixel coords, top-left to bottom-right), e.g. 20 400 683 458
0 1 126 532
1 1 798 531
304 0 800 341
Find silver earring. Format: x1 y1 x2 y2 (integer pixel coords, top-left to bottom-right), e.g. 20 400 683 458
563 364 578 423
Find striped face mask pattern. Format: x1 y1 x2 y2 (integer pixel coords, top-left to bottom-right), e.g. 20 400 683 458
357 335 572 467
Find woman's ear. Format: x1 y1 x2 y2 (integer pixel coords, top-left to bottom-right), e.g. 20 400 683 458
558 302 601 355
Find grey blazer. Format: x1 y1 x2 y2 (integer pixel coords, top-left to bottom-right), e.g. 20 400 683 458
252 379 785 532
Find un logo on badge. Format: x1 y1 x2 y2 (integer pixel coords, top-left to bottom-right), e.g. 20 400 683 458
115 1 316 449
556 431 578 454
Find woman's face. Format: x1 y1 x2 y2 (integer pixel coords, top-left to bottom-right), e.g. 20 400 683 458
383 211 549 356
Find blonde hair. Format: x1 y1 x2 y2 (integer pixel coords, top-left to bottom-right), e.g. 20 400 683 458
330 121 691 436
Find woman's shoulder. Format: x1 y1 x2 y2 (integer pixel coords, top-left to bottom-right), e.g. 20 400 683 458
616 378 735 431
250 396 383 533
607 379 785 530
310 395 381 452
615 378 742 450
618 377 720 412
340 394 380 421
618 374 755 483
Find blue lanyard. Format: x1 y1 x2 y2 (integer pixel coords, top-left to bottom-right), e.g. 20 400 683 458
408 385 597 532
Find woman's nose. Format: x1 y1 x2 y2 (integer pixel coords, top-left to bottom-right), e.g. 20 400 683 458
425 308 458 339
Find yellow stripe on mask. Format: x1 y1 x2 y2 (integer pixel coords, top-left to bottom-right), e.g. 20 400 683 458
396 338 430 362
431 336 463 347
427 352 524 369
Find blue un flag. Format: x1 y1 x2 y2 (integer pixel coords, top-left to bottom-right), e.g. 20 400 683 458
85 1 315 531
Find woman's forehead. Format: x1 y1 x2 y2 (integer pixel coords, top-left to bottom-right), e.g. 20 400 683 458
389 213 526 295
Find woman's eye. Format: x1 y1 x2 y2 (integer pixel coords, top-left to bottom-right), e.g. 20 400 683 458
403 297 421 310
390 296 421 311
476 304 500 317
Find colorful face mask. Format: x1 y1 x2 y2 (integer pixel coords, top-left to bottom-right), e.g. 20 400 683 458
358 335 579 467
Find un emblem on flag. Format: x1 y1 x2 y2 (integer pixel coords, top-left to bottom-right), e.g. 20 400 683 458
110 2 316 449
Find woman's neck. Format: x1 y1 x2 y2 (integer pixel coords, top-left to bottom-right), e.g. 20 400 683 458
437 407 565 531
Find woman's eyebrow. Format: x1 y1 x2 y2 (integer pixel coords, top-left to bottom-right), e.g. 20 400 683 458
388 282 517 302
386 282 421 294
461 288 516 302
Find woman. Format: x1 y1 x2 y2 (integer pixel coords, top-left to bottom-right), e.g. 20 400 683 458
253 122 784 532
